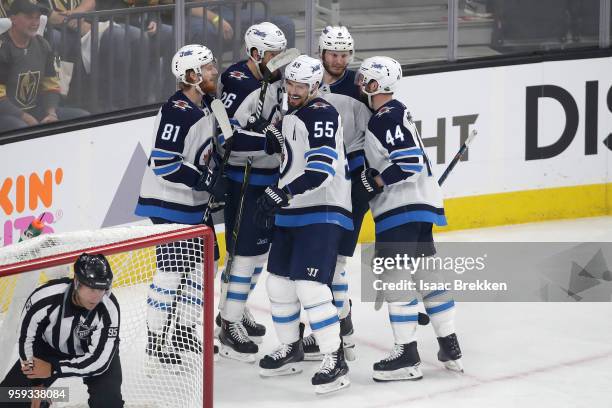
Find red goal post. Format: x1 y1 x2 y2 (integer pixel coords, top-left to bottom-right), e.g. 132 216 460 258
0 224 215 408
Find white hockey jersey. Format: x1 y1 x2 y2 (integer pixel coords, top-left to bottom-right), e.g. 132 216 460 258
364 99 447 234
276 97 353 231
135 91 214 224
319 69 372 177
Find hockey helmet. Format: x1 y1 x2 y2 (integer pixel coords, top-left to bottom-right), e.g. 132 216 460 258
172 44 215 86
284 55 324 95
318 26 354 59
74 253 113 290
244 22 287 63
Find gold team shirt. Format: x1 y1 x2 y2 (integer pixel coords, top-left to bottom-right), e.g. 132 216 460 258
0 31 60 113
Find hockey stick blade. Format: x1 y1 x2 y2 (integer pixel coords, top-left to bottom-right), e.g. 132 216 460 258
211 99 233 142
266 48 300 73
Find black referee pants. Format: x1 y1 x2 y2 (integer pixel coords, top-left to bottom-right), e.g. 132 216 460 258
0 351 124 408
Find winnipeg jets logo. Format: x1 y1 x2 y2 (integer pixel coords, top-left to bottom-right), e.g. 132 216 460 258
372 63 384 69
252 29 267 38
376 106 394 117
309 101 330 110
172 100 192 111
311 64 321 73
229 71 249 80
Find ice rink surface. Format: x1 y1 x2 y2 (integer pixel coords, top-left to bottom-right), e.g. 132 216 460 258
215 216 612 408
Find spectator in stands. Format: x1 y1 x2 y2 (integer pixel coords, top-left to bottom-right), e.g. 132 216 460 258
96 0 175 99
148 0 294 57
0 0 88 132
46 0 149 112
1 0 49 36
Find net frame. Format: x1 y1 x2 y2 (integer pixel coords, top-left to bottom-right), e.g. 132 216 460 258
0 224 215 408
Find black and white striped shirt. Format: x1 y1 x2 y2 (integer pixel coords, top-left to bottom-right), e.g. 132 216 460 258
19 277 120 378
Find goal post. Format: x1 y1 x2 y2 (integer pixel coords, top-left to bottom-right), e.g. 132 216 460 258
0 224 215 408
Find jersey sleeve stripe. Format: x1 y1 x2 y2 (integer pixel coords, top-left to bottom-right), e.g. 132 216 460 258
398 164 423 173
152 161 182 176
306 162 336 176
306 154 334 166
389 147 423 160
151 150 178 159
304 146 339 160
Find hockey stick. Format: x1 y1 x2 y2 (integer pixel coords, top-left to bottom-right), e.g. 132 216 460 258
202 99 233 225
438 129 477 186
218 156 252 311
216 49 299 311
373 130 478 313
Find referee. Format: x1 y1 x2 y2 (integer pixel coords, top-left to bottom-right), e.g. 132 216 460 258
0 253 124 408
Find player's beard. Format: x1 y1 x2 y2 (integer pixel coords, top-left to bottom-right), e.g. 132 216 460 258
323 60 346 78
199 75 217 95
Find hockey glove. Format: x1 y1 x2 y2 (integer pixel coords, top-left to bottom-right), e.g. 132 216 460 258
254 185 291 229
194 165 227 200
244 114 270 133
352 168 383 203
263 124 284 155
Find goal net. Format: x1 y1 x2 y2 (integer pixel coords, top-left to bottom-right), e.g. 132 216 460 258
0 224 215 408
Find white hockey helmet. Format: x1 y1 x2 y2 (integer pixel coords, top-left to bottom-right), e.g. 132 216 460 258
284 55 324 95
358 56 402 95
244 22 287 63
172 44 215 86
318 25 354 58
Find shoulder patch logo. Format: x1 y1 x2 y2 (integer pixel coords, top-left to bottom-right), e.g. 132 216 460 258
309 101 330 110
172 99 192 111
229 70 249 80
376 106 394 117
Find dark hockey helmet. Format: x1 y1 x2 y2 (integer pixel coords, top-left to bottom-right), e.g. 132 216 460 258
74 253 113 290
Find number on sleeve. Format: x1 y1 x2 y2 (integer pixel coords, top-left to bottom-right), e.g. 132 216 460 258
385 125 404 146
313 121 334 138
160 123 180 142
221 92 237 108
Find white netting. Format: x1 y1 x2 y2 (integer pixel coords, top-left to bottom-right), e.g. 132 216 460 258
0 224 213 408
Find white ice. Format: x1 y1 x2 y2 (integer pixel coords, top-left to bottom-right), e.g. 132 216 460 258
215 216 612 408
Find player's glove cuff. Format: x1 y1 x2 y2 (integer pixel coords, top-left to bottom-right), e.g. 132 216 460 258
263 124 284 155
352 168 383 203
361 168 383 194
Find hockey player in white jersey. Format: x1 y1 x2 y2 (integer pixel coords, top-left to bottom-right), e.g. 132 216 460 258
213 22 288 361
354 56 463 381
247 55 352 394
301 25 372 361
135 44 225 371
